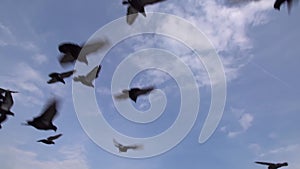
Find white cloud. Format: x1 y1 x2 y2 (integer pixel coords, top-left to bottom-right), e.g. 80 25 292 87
223 108 254 138
0 145 90 169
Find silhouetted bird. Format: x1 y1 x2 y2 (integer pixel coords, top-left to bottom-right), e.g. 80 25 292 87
274 0 293 12
122 0 166 25
113 139 143 152
58 39 109 66
47 70 76 84
73 65 101 88
37 133 62 145
0 89 18 116
24 99 59 131
116 86 155 102
255 161 288 169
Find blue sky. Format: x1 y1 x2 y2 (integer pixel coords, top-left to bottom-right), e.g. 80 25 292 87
0 0 300 169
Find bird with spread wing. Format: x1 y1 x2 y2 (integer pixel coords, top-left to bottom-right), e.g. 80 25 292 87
37 134 63 145
73 65 101 88
113 139 143 152
255 161 288 169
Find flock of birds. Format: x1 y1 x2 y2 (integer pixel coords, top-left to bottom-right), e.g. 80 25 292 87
0 0 296 166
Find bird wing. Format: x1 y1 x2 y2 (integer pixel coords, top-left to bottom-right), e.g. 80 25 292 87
0 114 7 124
34 99 58 124
142 0 166 6
80 40 109 56
126 144 143 150
113 139 122 148
274 0 286 10
86 65 101 82
49 73 59 78
137 86 155 95
60 70 76 78
255 161 274 166
48 133 62 141
127 6 139 25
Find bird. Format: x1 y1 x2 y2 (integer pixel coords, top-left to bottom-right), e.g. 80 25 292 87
115 86 155 102
58 39 109 66
274 0 294 13
255 161 288 169
24 99 59 131
47 70 76 84
122 0 166 25
37 133 62 145
73 65 101 88
113 139 143 152
0 89 18 116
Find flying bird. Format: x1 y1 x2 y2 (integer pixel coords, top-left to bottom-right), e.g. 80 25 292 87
115 86 155 102
37 133 62 145
58 39 109 66
73 65 101 88
47 70 76 84
255 161 288 169
24 99 59 131
113 139 143 152
0 89 18 115
274 0 294 13
122 0 166 25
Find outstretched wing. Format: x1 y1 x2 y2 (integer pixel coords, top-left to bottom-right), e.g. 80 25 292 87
60 70 76 78
113 139 122 148
142 0 166 6
137 86 155 95
126 144 143 150
80 39 109 56
255 161 274 166
86 65 101 82
127 6 139 25
35 99 58 124
48 133 63 141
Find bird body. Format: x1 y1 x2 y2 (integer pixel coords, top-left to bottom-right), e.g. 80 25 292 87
37 134 62 145
25 99 59 131
122 86 155 102
47 70 76 84
123 0 166 25
73 65 101 88
113 139 143 152
255 161 288 169
274 0 293 12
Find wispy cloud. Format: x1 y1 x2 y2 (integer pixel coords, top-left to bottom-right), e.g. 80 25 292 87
221 108 254 138
0 145 90 169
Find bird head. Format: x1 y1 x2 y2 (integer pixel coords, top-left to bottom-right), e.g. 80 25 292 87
122 1 129 5
283 162 288 166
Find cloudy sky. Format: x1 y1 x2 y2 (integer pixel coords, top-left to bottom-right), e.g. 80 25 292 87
0 0 300 169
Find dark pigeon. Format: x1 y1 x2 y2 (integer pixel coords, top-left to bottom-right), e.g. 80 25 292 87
47 70 76 84
24 99 59 131
116 86 155 102
37 133 62 145
58 39 109 66
255 161 288 169
113 139 143 152
122 0 166 25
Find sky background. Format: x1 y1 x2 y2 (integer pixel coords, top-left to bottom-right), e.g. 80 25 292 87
0 0 300 169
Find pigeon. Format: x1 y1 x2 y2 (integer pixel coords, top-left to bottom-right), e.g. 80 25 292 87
58 39 109 66
122 0 166 25
37 133 62 145
115 86 155 102
274 0 293 12
0 89 18 116
255 161 288 169
73 65 101 88
113 139 143 152
47 70 76 84
24 99 59 131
